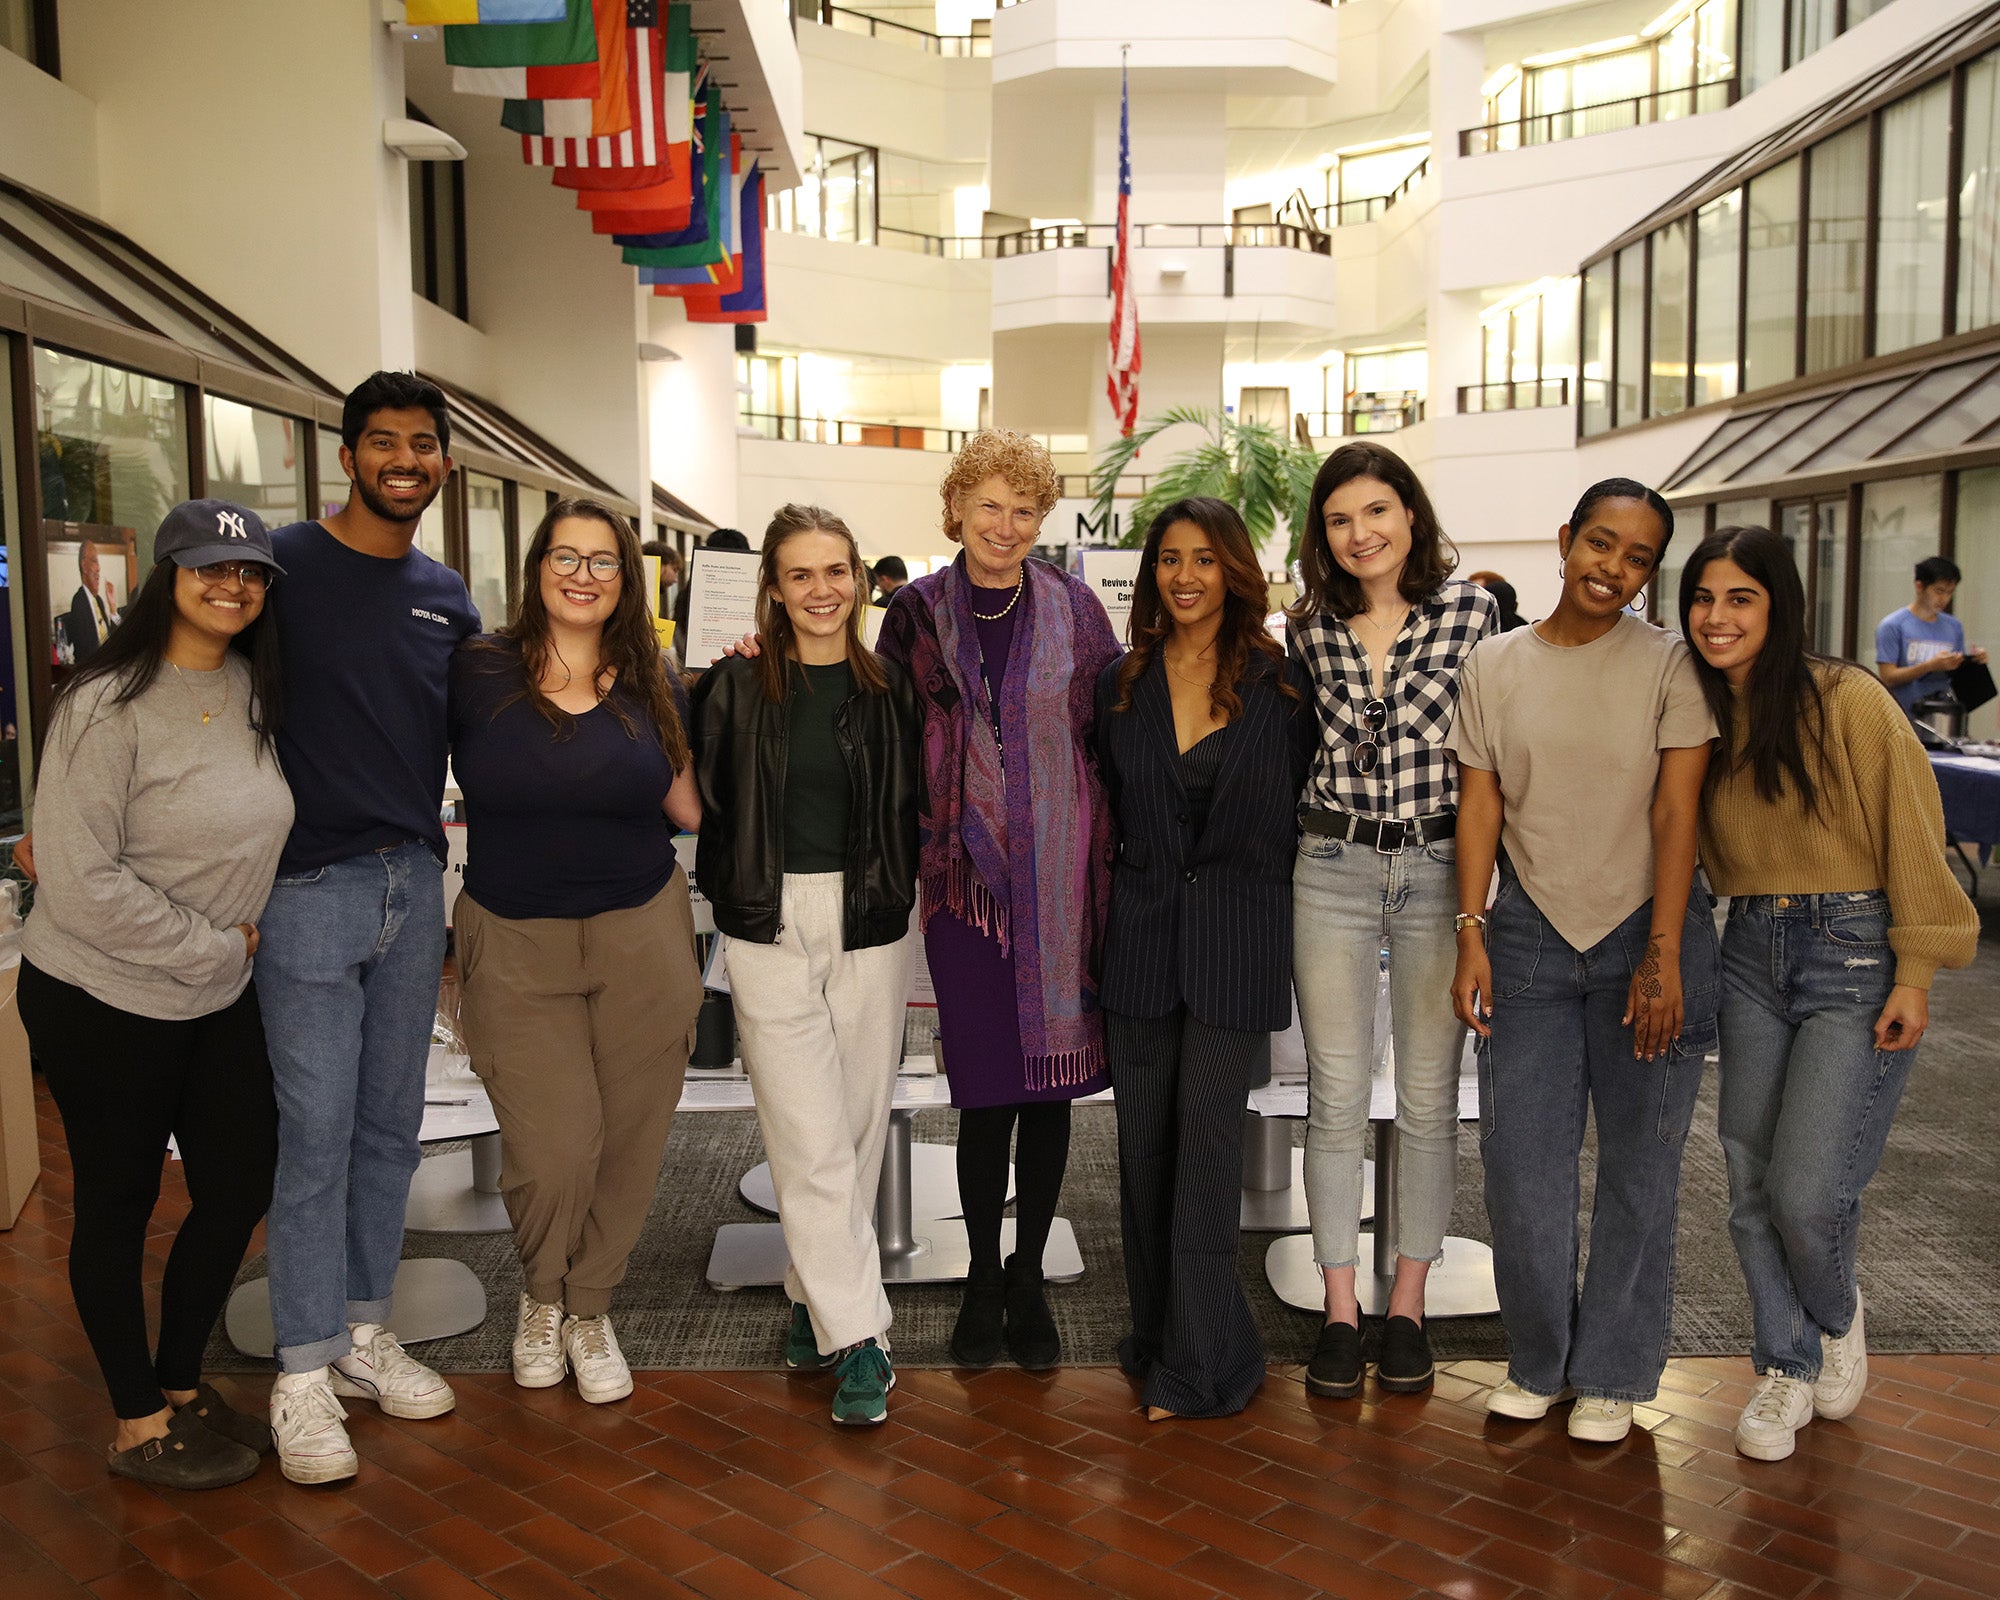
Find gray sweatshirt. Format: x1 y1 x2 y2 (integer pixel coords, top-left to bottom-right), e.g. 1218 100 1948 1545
21 658 294 1021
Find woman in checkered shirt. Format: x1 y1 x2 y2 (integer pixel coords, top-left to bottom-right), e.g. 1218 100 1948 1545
1287 443 1499 1404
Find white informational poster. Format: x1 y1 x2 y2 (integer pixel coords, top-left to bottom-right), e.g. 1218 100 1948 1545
443 821 467 926
684 549 764 669
675 833 714 935
1079 548 1144 645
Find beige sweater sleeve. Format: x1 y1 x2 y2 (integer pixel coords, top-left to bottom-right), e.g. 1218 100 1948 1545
1847 678 1979 988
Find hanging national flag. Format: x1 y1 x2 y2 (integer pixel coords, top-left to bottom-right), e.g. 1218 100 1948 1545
568 37 697 214
520 0 664 168
448 0 599 98
1106 55 1142 437
551 19 695 191
502 0 629 142
407 0 565 22
640 145 745 290
683 170 767 323
616 89 726 261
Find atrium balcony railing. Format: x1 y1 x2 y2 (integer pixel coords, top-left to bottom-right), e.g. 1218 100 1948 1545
1297 399 1427 436
1459 78 1738 157
1457 378 1573 413
804 4 989 58
741 413 972 451
873 221 1333 257
1313 154 1432 229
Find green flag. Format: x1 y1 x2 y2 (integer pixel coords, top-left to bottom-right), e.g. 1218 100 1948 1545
443 0 596 66
620 88 725 267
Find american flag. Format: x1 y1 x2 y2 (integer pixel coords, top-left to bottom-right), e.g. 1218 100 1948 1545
1107 56 1141 437
522 0 662 170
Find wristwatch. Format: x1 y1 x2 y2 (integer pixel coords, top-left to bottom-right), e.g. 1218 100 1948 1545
1454 913 1487 933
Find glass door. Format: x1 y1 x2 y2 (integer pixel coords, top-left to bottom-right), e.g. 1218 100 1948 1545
1776 496 1849 656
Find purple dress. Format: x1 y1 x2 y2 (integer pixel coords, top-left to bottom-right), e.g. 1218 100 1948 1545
928 580 1109 1109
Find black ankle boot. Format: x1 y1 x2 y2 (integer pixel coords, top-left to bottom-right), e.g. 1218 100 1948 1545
1002 1253 1059 1371
949 1263 1007 1367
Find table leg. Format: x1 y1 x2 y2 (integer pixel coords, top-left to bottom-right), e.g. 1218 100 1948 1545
404 1135 512 1234
1239 1112 1372 1232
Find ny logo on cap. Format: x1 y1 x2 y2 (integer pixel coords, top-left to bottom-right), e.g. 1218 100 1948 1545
216 510 248 540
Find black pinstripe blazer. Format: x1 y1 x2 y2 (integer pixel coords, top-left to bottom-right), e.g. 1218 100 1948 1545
1093 650 1315 1032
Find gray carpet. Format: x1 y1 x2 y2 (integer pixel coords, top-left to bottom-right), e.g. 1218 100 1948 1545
208 901 2000 1373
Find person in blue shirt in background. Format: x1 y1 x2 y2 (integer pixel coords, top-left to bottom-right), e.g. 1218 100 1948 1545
1875 556 1987 714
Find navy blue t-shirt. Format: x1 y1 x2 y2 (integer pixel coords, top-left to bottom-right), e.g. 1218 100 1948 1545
269 522 479 875
448 637 692 920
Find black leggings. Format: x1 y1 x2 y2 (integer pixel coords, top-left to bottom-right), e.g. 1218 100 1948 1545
20 961 277 1420
957 1100 1071 1277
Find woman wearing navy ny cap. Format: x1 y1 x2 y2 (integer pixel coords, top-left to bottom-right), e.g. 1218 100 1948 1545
18 499 292 1489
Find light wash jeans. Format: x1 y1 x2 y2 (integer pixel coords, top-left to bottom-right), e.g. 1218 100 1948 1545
1717 891 1908 1381
256 842 446 1373
1478 873 1720 1402
1294 833 1465 1271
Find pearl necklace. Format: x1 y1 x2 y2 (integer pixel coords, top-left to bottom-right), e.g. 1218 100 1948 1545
969 571 1025 621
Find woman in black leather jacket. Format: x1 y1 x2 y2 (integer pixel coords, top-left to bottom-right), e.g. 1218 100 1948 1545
689 504 921 1427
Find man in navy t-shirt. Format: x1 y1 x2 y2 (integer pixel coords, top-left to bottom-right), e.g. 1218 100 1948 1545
258 373 478 1485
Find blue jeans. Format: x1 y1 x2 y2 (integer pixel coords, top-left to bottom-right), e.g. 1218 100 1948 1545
1294 833 1465 1269
1478 874 1720 1401
256 843 446 1372
1717 892 1907 1380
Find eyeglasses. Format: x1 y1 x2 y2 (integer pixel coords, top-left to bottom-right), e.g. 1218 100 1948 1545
194 562 274 591
546 548 622 581
1349 697 1388 776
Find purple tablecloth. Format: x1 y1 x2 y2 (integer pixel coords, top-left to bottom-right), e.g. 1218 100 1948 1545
1931 754 2000 849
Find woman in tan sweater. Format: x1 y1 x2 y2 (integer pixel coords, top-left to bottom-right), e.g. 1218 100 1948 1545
1681 525 1978 1465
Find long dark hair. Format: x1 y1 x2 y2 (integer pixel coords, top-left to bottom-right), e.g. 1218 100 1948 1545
1678 525 1844 816
1290 441 1457 620
52 555 283 759
753 504 889 703
472 496 689 769
1114 497 1296 718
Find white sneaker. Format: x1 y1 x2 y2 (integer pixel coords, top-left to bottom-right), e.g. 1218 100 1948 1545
513 1294 567 1390
1487 1381 1575 1421
1814 1292 1868 1420
1737 1373 1816 1461
562 1314 633 1404
1567 1396 1634 1443
270 1369 358 1485
330 1323 456 1419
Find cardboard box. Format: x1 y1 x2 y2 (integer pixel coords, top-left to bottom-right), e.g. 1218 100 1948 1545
0 961 40 1227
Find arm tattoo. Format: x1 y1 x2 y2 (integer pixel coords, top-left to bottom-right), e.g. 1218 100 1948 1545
1635 937 1664 1002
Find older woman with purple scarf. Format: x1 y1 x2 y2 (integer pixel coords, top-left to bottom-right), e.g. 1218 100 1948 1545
879 430 1121 1371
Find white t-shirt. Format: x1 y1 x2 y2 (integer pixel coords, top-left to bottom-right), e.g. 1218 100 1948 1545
1445 614 1716 952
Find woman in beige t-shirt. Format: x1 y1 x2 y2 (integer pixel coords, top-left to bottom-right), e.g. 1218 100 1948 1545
1447 478 1719 1446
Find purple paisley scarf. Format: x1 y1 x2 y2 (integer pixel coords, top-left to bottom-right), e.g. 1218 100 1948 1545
879 556 1120 1089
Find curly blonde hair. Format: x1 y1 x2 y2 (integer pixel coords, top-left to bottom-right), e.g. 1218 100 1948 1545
938 429 1060 544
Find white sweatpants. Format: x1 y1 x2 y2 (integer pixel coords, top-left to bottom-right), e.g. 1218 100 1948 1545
725 873 912 1354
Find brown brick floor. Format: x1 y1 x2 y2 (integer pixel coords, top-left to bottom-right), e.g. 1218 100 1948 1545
5 1080 1999 1599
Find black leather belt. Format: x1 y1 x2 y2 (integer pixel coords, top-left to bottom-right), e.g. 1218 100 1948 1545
1298 808 1455 854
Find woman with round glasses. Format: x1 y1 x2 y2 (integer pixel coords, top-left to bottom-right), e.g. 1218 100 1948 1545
449 497 705 1406
1288 443 1497 1402
19 500 290 1489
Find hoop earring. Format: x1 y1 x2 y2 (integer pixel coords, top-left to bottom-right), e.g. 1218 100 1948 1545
1631 587 1647 613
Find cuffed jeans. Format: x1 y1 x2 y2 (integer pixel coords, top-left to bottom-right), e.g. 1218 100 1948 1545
1478 874 1719 1402
256 842 446 1373
1294 833 1465 1270
1718 891 1907 1381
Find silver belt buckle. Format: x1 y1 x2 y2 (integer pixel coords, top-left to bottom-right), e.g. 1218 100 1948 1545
1376 819 1408 855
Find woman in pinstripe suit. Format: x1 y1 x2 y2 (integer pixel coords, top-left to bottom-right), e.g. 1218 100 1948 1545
1095 497 1314 1420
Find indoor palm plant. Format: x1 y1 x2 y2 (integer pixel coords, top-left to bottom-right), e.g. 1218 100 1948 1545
1087 407 1323 562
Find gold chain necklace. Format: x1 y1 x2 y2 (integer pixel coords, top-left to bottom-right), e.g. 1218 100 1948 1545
171 663 230 727
1164 647 1217 686
969 571 1025 621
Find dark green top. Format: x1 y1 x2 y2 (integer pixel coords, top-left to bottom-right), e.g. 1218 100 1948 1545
782 659 853 874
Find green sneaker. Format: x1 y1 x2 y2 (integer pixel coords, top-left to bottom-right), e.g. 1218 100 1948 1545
831 1340 894 1426
785 1303 834 1371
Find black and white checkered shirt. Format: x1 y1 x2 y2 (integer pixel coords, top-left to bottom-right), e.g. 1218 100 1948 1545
1288 579 1499 821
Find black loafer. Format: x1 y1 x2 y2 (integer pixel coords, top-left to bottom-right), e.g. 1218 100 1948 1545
109 1406 260 1490
1377 1315 1435 1393
949 1264 1007 1367
176 1381 275 1455
1305 1319 1362 1399
1002 1254 1060 1371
